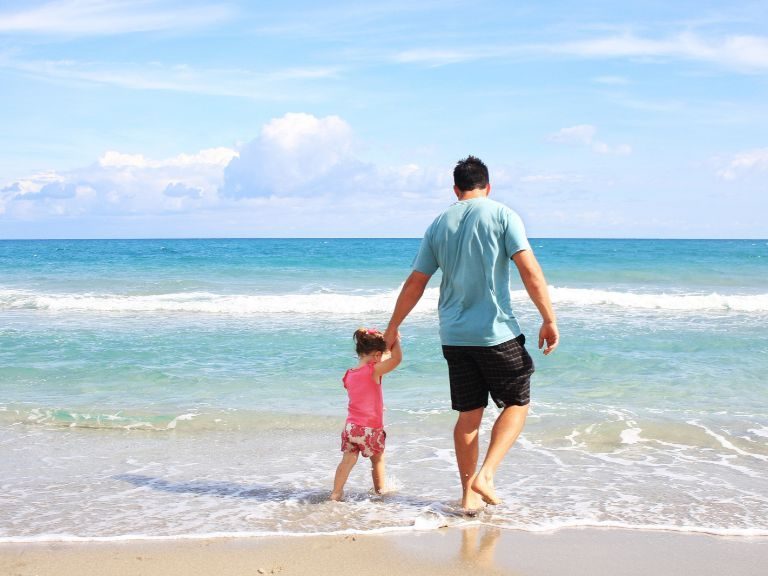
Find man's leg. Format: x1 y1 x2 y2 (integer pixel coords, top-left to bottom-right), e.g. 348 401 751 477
454 407 485 510
471 404 529 504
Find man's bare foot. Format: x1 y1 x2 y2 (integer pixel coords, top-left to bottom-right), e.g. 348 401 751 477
461 489 486 514
329 491 343 501
471 472 502 505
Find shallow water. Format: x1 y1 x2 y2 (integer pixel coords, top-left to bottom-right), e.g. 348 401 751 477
1 238 767 540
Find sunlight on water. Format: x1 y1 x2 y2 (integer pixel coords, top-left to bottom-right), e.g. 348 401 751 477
1 239 767 540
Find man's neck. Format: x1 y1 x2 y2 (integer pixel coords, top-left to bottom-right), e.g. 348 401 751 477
457 188 489 201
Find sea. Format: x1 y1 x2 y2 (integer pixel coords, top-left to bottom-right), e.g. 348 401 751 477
1 238 767 542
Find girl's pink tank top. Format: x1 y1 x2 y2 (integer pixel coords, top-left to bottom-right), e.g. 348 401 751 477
343 362 384 429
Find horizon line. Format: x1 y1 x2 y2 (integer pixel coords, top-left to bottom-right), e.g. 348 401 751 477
1 236 766 242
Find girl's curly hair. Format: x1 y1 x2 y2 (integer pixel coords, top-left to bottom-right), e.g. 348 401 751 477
353 328 387 356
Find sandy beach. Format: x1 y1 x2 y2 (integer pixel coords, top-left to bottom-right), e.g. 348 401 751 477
2 527 766 576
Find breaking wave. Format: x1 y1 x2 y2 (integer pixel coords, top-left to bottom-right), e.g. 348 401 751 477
1 287 767 315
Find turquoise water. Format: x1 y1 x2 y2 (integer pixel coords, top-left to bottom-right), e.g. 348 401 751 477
1 238 767 540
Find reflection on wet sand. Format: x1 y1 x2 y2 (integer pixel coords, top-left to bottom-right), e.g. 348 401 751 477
459 526 506 571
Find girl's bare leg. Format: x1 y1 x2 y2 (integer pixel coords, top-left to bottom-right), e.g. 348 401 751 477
370 452 385 493
330 451 359 501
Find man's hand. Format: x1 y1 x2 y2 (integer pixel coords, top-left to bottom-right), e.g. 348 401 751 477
383 327 399 351
513 250 558 356
539 321 559 355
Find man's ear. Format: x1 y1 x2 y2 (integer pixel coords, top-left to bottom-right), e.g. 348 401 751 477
485 184 491 196
453 185 462 198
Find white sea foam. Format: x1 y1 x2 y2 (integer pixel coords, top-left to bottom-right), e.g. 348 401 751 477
2 520 766 544
413 507 451 530
548 287 768 312
0 406 336 432
4 414 768 541
2 286 767 315
688 420 768 462
0 288 427 315
0 526 422 544
620 427 644 445
166 413 198 429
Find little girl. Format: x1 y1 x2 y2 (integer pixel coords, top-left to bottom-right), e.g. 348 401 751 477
330 328 402 501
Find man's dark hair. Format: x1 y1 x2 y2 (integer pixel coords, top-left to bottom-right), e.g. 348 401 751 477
453 155 489 192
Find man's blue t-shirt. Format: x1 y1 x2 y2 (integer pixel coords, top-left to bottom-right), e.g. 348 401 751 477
412 197 530 346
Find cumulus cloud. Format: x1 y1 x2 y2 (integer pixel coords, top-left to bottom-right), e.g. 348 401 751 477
164 183 203 199
549 124 632 156
717 148 768 180
100 147 237 169
220 113 368 198
1 145 235 221
2 113 442 225
1 113 450 236
0 182 23 194
26 181 80 200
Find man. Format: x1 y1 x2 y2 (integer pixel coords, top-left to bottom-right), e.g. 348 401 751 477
383 155 559 511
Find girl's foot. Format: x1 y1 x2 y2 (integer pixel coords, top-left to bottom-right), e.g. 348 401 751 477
329 491 343 501
373 486 394 496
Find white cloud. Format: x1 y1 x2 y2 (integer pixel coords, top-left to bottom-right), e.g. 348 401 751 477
0 0 232 36
615 98 683 113
220 113 364 198
549 125 597 146
520 174 584 183
262 114 352 154
392 43 529 67
164 183 203 199
0 55 339 99
394 32 768 73
395 48 483 66
99 147 237 169
0 113 450 236
548 124 632 156
553 32 768 73
1 143 232 221
717 148 768 180
593 75 630 85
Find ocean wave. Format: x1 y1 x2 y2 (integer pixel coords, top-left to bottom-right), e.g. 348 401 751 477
2 520 766 543
1 287 767 314
0 406 337 432
0 288 423 315
548 287 768 312
5 405 768 541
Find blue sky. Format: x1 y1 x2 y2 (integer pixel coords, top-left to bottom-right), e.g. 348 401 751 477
1 0 766 238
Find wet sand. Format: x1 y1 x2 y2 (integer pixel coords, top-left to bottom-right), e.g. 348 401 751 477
2 526 767 576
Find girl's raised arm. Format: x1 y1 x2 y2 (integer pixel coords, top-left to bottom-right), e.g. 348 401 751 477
373 335 402 378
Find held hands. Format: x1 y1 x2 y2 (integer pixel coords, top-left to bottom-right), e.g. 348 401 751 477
375 328 403 378
383 327 401 351
539 321 559 355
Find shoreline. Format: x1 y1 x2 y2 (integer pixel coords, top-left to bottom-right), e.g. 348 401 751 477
2 527 766 576
2 520 768 544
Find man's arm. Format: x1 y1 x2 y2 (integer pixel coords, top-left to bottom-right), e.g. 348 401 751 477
512 249 559 355
383 270 431 350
